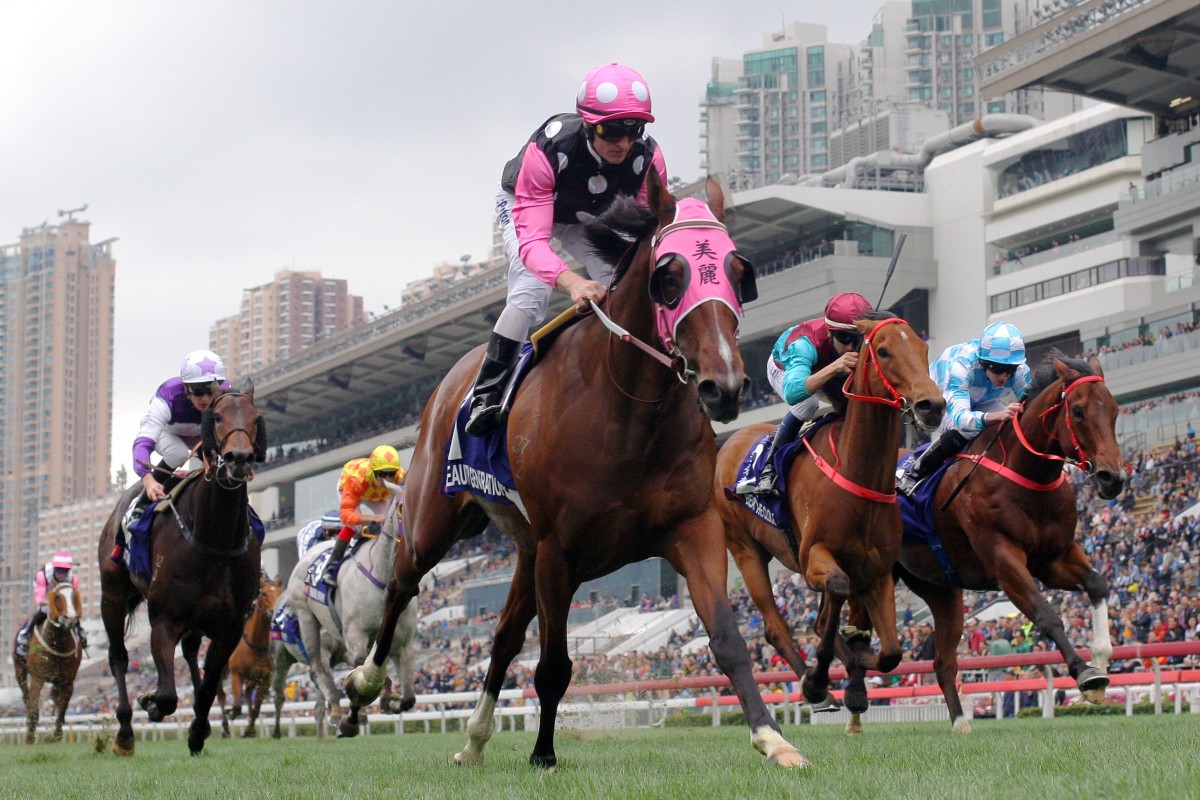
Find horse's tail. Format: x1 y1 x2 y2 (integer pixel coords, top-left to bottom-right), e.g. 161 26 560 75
124 593 146 635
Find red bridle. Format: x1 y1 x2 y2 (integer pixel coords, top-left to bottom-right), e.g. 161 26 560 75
1011 375 1105 473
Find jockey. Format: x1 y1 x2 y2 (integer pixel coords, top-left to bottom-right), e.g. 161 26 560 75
897 321 1031 496
320 444 405 586
736 293 875 496
124 349 232 530
15 551 85 657
464 62 669 436
296 509 343 559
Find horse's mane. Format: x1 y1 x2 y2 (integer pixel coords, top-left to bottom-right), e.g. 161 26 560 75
824 310 898 415
1024 348 1095 404
581 195 658 285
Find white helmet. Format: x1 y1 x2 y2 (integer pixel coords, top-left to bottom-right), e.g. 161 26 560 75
180 349 227 385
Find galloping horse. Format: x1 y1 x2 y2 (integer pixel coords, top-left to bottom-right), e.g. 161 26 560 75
217 576 282 737
346 175 812 769
13 582 84 744
715 314 945 715
97 382 266 756
281 483 416 738
844 351 1124 734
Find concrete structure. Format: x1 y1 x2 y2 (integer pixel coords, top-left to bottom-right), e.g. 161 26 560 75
209 269 366 378
0 215 116 662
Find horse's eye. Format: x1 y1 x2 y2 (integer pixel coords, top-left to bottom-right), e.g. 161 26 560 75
876 347 889 359
1071 404 1084 420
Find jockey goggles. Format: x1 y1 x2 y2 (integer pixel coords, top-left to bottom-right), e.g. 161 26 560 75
982 360 1017 376
593 119 645 142
185 381 216 396
831 330 863 347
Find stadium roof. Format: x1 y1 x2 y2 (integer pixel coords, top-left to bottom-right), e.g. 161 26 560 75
979 0 1200 121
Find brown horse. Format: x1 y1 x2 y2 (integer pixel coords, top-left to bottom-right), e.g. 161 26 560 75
345 175 813 768
97 383 266 756
13 582 84 744
844 351 1124 734
217 575 282 738
715 314 945 716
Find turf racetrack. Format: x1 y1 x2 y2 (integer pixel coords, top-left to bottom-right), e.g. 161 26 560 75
1 716 1195 800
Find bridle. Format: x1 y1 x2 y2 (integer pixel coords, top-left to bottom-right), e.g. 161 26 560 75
1011 375 1106 474
202 392 258 489
840 318 924 426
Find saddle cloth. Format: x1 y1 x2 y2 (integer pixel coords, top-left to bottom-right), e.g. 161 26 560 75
897 446 964 587
722 414 840 532
116 493 266 582
269 597 310 662
303 550 336 606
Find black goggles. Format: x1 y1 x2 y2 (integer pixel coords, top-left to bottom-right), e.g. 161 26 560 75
594 119 645 142
982 360 1016 376
185 382 216 397
375 470 398 481
831 330 863 347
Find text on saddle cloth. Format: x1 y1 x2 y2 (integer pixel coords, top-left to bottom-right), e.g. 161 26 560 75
723 414 840 532
444 382 526 512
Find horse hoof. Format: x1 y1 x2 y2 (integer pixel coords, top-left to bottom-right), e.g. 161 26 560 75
453 749 483 765
844 717 863 737
799 673 828 705
767 747 810 769
951 718 972 734
113 740 135 757
188 741 205 756
400 697 415 713
844 688 869 715
529 753 557 771
1077 667 1109 696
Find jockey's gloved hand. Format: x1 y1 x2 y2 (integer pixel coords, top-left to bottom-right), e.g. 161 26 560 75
362 521 382 537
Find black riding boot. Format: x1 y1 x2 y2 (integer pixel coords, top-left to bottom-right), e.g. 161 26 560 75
736 412 804 497
897 430 969 496
321 537 351 586
465 333 523 437
16 610 47 657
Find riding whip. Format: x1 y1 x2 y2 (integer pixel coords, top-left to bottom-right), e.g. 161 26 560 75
938 419 1008 511
876 233 907 310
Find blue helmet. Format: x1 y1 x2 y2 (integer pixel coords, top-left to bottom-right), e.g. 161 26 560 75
979 322 1026 365
321 510 342 529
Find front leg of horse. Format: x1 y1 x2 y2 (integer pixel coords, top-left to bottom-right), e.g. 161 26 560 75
102 607 137 755
998 557 1109 700
1043 555 1113 702
344 581 417 708
140 622 185 722
801 551 849 708
338 628 372 739
672 523 808 769
51 682 72 743
188 635 236 755
23 676 44 745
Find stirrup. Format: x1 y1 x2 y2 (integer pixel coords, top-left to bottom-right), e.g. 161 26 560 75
896 471 921 497
733 476 758 495
756 468 780 497
465 394 502 437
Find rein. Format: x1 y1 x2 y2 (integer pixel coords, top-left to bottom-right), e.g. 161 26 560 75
803 318 910 502
941 374 1104 501
164 496 253 558
33 604 79 658
202 392 256 488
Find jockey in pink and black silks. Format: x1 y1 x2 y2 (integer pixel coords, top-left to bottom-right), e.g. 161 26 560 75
735 292 876 497
464 62 669 437
16 550 85 656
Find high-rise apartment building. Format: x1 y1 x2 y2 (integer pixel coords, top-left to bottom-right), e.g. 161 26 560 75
210 269 366 379
904 0 1080 124
700 3 1082 189
0 215 116 649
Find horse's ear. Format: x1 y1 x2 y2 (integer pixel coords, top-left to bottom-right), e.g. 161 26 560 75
1087 354 1104 379
646 167 674 220
253 415 268 463
200 409 217 455
705 176 727 224
241 377 255 400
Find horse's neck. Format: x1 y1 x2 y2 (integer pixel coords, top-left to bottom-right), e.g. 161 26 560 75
837 400 900 489
579 273 690 421
245 607 272 644
1004 386 1067 482
187 479 248 541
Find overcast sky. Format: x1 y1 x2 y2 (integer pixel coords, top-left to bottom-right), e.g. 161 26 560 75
1 1 891 479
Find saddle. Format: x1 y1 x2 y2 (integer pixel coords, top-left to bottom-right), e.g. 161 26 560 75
496 305 588 419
